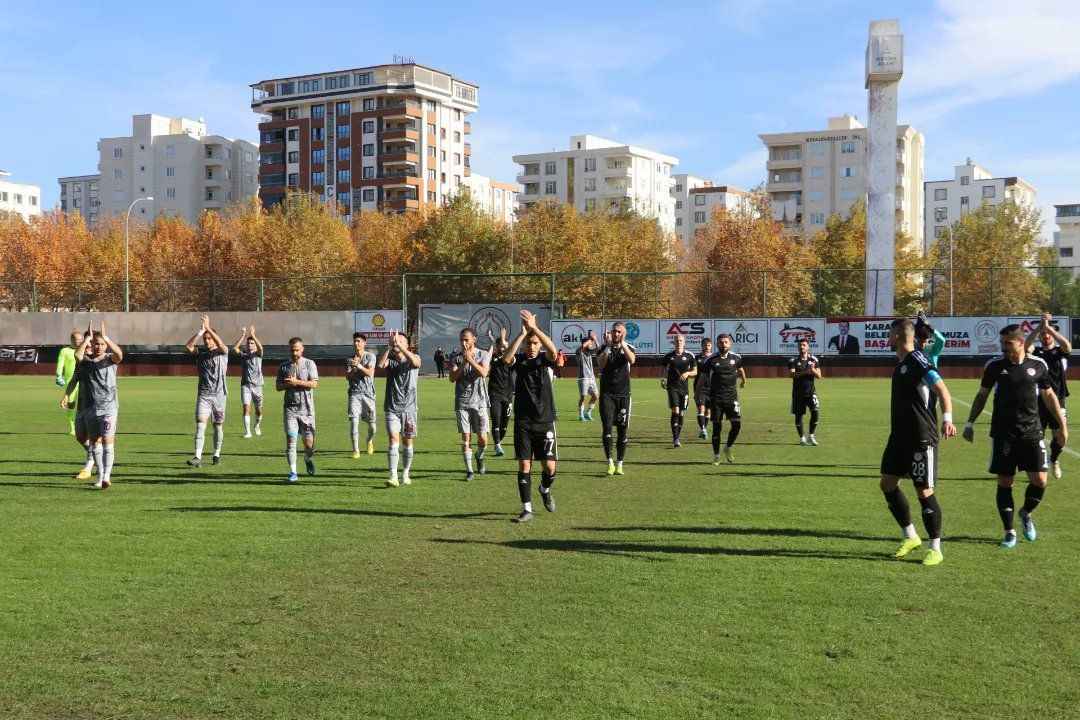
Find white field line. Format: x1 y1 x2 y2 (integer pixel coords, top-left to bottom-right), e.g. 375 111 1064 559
952 397 1080 459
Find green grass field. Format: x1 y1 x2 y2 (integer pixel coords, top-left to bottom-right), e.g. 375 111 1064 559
2 374 1079 719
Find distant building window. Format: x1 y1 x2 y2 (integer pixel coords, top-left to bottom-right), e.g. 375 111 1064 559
299 79 320 93
675 183 683 192
278 81 295 95
114 169 122 179
810 166 824 178
524 183 538 194
354 72 373 86
363 120 375 133
960 175 970 186
982 185 996 199
694 194 706 206
311 171 325 186
585 158 597 172
288 151 300 163
694 211 706 223
934 207 947 222
312 127 324 141
338 169 351 183
934 225 946 238
584 178 596 191
311 105 325 120
544 181 557 194
362 144 374 157
336 101 351 116
363 188 375 202
336 124 350 139
841 141 856 153
934 188 947 201
810 212 825 224
454 153 462 165
676 217 683 226
1061 247 1074 258
287 173 298 188
960 196 970 208
363 98 376 111
166 187 176 199
363 166 375 179
585 198 596 211
841 166 855 178
166 167 175 177
113 147 122 158
454 131 462 143
337 147 350 161
312 149 325 165
544 161 557 175
287 107 299 120
165 144 175 157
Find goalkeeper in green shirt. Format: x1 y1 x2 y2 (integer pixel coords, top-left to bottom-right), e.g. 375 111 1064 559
56 329 83 435
914 312 945 368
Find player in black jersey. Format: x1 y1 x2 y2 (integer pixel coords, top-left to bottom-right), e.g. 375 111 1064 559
788 338 822 446
1025 313 1071 479
880 319 957 567
694 337 713 439
597 322 636 476
502 310 559 523
964 324 1067 548
660 334 698 448
700 333 747 464
485 328 515 457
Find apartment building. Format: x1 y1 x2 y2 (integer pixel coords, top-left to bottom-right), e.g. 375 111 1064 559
250 63 478 219
58 174 102 227
1054 204 1080 277
462 173 518 224
0 171 42 221
924 159 1037 251
759 114 924 252
514 135 678 233
671 173 750 246
95 114 258 226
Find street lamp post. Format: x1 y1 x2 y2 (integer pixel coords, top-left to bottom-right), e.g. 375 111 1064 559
124 196 153 312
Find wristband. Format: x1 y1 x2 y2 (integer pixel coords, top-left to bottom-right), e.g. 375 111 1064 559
943 412 953 424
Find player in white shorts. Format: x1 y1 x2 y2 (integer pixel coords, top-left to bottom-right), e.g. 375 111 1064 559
233 326 264 438
276 336 319 483
449 327 491 481
379 331 421 487
576 331 599 421
62 320 123 490
346 332 378 458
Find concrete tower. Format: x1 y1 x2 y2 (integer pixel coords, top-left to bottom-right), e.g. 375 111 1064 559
865 19 903 316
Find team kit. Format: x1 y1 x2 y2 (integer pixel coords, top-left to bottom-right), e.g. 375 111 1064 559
58 311 1069 559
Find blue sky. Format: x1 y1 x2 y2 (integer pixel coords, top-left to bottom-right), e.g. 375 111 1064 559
3 0 1078 239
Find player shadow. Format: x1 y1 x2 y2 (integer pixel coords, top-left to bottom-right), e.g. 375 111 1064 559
573 525 997 545
430 537 887 563
169 505 506 521
115 473 359 486
704 468 876 479
0 479 90 491
739 461 879 470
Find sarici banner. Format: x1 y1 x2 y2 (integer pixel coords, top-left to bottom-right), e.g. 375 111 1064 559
713 319 769 355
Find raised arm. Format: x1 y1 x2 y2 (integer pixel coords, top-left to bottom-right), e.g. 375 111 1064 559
504 326 527 365
520 309 557 358
378 335 394 369
100 321 123 364
74 324 92 361
203 319 227 355
622 342 636 366
249 326 264 356
233 327 247 355
185 315 208 354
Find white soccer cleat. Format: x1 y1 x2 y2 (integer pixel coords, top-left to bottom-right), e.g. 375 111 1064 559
1053 461 1062 480
386 474 400 488
402 471 412 486
808 434 818 446
799 436 808 446
254 424 262 437
243 431 253 439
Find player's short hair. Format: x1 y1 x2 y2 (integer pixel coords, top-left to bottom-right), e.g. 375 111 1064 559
288 336 304 346
612 321 626 330
716 333 731 341
353 332 367 341
890 318 915 335
460 327 477 339
999 324 1023 342
91 331 105 341
525 331 541 342
915 323 933 343
798 337 809 345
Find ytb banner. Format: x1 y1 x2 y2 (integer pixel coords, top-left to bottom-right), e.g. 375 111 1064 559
713 319 769 355
659 319 712 353
550 320 605 355
769 319 825 355
604 319 660 354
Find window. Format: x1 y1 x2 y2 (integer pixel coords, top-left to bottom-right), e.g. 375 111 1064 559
585 198 596 211
165 167 175 177
261 152 283 165
584 178 596 191
841 141 856 154
71 197 79 208
114 169 122 179
960 195 970 208
363 98 376 111
336 101 351 116
694 211 706 223
363 120 375 134
363 166 375 179
362 188 375 202
810 166 824 178
166 187 176 199
337 147 350 161
960 175 970 186
338 169 351 183
427 146 436 158
810 212 825 224
584 158 597 172
139 165 146 173
934 188 947 201
312 149 325 165
429 169 438 181
354 72 373 86
544 161 557 175
454 175 461 187
675 218 683 227
440 128 447 139
311 171 325 185
362 144 374 157
454 153 461 165
934 225 946 238
287 107 299 120
327 75 348 90
454 131 462 143
312 127 324 141
982 185 996 199
524 182 539 194
544 181 557 194
311 105 325 120
287 151 300 163
336 124 350 139
934 207 947 222
841 166 855 178
694 194 706 206
287 173 298 188
113 147 122 158
279 81 294 95
299 79 320 93
1061 247 1074 258
440 150 447 162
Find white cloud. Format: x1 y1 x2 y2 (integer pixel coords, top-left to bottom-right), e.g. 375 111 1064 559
715 148 767 189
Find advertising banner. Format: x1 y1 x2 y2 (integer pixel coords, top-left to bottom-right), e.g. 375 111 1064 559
926 317 1002 355
551 320 605 355
659 319 713 353
1007 315 1069 335
822 318 896 356
604 319 660 354
418 304 552 373
0 348 38 362
769 319 825 355
713 319 769 355
352 310 404 345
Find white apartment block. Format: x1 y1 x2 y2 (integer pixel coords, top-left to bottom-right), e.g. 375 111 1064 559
671 173 750 246
462 173 518 224
759 114 924 252
250 63 477 219
924 159 1037 251
1054 204 1080 277
514 135 678 233
58 174 102 227
96 114 258 226
0 171 42 221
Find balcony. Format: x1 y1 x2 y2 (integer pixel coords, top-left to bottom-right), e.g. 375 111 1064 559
385 195 420 211
381 152 419 165
464 142 471 155
382 100 423 120
382 128 419 142
463 121 471 134
766 157 802 170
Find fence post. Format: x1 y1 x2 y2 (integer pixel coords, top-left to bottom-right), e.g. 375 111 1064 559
401 274 408 335
549 272 557 335
257 279 265 311
814 269 822 317
30 280 38 312
929 271 935 315
705 272 712 317
601 274 607 319
988 268 995 315
761 271 767 316
351 276 358 310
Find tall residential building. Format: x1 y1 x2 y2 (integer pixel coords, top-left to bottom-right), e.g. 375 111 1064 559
1054 204 1080 277
924 159 1037 251
58 174 102 227
462 173 518 224
0 171 42 221
513 135 678 233
250 63 478 219
96 114 258 226
671 173 751 246
759 114 924 252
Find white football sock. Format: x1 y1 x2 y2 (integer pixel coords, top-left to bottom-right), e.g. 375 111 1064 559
213 424 223 456
366 421 376 443
83 442 95 470
388 443 400 475
243 415 251 433
523 501 533 513
463 448 474 473
101 444 115 482
902 523 918 540
403 446 414 473
286 438 297 474
930 538 942 552
194 421 206 459
92 443 104 476
350 417 360 451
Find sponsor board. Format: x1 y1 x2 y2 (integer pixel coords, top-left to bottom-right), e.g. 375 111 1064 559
604 319 660 354
353 310 404 343
551 320 605 355
769 319 825 355
712 319 769 355
660 319 712 353
1007 316 1069 336
418 304 552 373
0 348 38 362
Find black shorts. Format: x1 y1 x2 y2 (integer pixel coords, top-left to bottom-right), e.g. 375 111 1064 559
880 435 938 487
1038 397 1066 431
791 393 820 416
694 386 710 408
666 387 690 412
514 421 558 461
490 397 513 425
710 398 741 421
600 394 632 429
989 436 1048 476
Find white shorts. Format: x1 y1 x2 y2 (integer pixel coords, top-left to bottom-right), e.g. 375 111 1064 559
386 410 418 439
456 406 490 435
196 394 227 423
241 384 264 408
284 412 316 439
578 377 598 397
79 413 118 439
348 395 377 423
